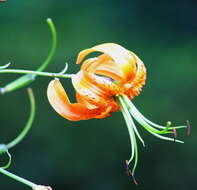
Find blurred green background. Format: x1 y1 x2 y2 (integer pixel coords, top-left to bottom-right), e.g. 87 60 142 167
0 0 196 189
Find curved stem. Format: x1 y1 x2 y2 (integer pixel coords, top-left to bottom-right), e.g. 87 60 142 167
1 150 12 169
37 18 57 72
0 69 74 79
0 63 11 69
0 168 36 188
6 88 35 149
1 18 58 94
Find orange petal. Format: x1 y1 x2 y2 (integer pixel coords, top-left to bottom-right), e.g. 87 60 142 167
85 72 123 95
76 92 119 118
124 53 146 99
91 60 125 82
72 71 120 109
76 92 97 109
77 43 137 82
80 54 111 71
72 70 109 99
81 54 123 82
47 79 103 121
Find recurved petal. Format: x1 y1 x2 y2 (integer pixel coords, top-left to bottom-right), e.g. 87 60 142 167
86 73 123 95
81 54 123 82
72 70 108 99
72 71 120 109
124 52 146 99
47 79 103 121
77 43 137 82
81 54 111 72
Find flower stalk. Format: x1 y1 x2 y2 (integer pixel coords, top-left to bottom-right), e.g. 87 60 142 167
0 167 53 190
6 88 35 149
0 89 34 189
0 67 74 81
0 88 35 154
0 18 57 94
0 167 36 188
0 88 52 189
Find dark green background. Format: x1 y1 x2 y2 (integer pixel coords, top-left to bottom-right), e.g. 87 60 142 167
0 0 196 190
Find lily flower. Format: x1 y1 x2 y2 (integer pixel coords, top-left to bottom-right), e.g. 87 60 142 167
47 43 187 183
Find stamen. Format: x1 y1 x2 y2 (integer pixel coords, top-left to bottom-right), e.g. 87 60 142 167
124 160 138 185
172 128 177 142
123 105 145 147
148 129 184 143
117 96 139 182
125 160 131 176
117 94 186 183
123 95 186 131
186 120 191 136
122 95 184 143
132 133 138 178
123 95 168 134
132 123 145 147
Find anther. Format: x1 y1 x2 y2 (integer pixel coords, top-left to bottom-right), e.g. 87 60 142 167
186 120 191 136
172 128 177 142
124 160 138 185
124 160 131 176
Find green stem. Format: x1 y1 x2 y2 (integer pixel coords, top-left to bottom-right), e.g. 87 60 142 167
0 69 74 79
1 150 12 169
6 88 35 149
0 88 39 188
37 18 57 72
1 18 57 94
0 167 36 188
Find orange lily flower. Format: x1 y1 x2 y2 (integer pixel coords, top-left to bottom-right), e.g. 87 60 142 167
47 43 146 121
47 43 187 183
